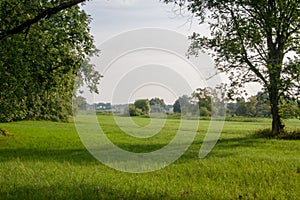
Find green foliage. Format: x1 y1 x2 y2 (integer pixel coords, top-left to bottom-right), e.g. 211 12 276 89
134 99 150 115
72 96 88 115
254 128 300 140
0 0 100 122
192 88 211 116
124 103 147 117
227 92 272 117
277 129 300 140
149 97 166 113
164 0 300 134
173 95 193 114
199 106 210 117
279 98 300 119
172 98 181 113
254 128 275 139
129 104 141 116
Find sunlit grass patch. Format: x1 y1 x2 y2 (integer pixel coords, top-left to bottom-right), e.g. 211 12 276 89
0 117 299 199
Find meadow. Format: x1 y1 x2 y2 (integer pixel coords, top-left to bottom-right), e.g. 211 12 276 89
0 115 299 199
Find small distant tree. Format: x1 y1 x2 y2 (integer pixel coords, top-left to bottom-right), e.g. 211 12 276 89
245 96 258 117
192 87 212 116
173 95 191 114
226 91 273 117
235 98 247 116
134 99 150 115
150 97 166 113
128 105 136 116
73 96 88 112
279 97 300 119
256 92 271 117
173 99 181 113
192 86 227 116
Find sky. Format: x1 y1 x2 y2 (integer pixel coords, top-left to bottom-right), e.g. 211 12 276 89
82 0 208 44
80 0 261 105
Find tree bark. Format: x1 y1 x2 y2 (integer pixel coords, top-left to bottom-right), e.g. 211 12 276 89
269 87 283 135
266 26 285 135
268 47 284 135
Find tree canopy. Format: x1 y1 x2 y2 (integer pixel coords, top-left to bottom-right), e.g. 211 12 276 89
164 0 300 135
0 0 100 122
134 99 151 115
149 97 166 113
0 0 87 40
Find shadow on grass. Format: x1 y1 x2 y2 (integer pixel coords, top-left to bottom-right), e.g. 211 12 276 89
0 148 96 164
178 135 266 161
0 134 266 164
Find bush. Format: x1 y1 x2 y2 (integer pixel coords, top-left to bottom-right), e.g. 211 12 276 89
254 128 274 138
199 107 211 117
129 105 138 116
277 129 300 140
123 104 148 117
254 128 300 140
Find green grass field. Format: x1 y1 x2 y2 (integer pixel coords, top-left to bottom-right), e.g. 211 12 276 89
0 116 299 199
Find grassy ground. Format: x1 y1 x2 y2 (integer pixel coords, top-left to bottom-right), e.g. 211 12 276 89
0 116 299 199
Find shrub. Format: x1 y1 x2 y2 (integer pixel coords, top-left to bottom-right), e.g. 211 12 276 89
254 128 274 138
254 128 300 140
199 106 211 117
277 129 300 140
128 104 137 116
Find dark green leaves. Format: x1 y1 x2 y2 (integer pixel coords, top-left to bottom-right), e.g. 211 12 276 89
0 0 100 122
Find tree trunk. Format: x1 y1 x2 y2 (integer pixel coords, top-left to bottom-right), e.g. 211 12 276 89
269 86 283 135
266 34 285 136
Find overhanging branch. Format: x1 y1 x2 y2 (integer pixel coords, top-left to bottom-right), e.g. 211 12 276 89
0 0 87 40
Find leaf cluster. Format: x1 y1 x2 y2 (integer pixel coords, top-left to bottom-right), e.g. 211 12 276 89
0 0 100 122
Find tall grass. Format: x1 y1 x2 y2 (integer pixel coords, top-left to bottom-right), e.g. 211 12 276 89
0 117 299 199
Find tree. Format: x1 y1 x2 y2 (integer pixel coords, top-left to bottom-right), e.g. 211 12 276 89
245 96 258 117
192 87 212 116
128 104 141 116
173 95 193 114
164 0 300 135
134 99 151 115
73 96 88 112
149 97 166 113
256 91 272 117
225 92 272 117
0 0 100 122
235 98 247 116
173 99 181 113
279 97 300 119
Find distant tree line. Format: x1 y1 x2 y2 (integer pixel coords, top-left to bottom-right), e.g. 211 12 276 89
124 98 166 116
80 88 299 119
172 88 299 119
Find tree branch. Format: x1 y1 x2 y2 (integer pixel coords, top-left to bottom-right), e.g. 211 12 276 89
0 0 87 40
228 7 268 87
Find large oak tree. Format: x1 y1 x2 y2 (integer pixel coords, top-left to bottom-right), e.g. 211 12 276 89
0 0 100 121
164 0 300 135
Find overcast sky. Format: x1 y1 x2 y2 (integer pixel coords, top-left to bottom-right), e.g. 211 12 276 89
82 0 208 44
80 0 260 104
